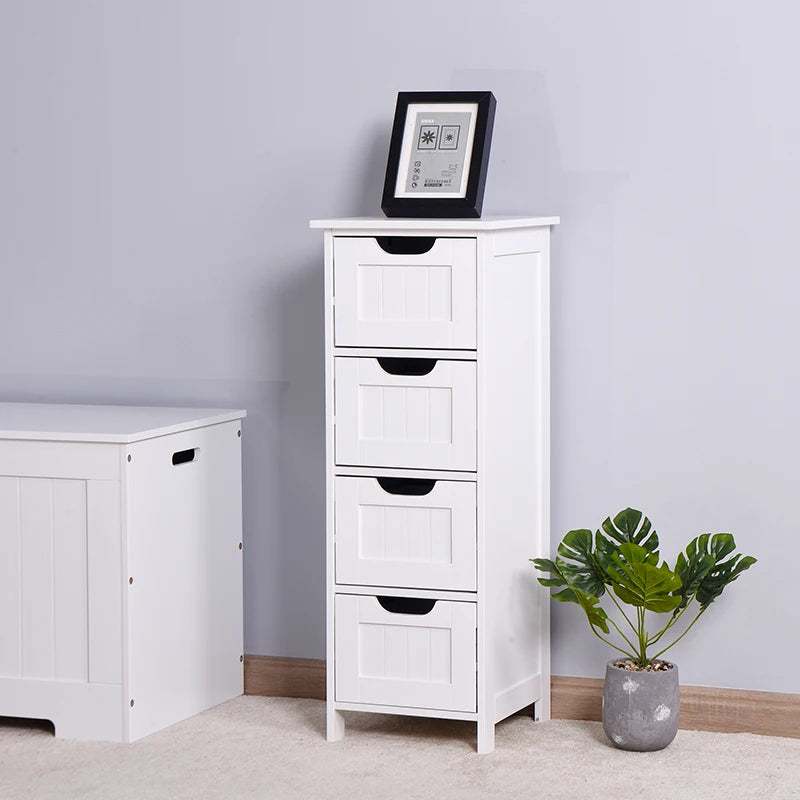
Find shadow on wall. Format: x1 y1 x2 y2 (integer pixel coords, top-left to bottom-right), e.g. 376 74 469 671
258 121 391 657
450 68 630 672
0 123 389 664
0 261 327 661
314 121 391 218
347 122 392 216
272 255 326 657
0 371 287 657
449 68 566 216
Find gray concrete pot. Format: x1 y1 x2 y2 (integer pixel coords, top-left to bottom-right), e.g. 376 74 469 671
602 660 680 751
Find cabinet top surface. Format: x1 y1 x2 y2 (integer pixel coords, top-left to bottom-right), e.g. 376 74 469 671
0 403 247 443
309 216 559 231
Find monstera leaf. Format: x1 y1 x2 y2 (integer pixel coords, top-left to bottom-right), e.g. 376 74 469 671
595 508 660 576
672 534 718 612
531 557 568 589
601 508 660 552
689 534 757 610
555 528 608 597
547 586 609 634
570 588 610 633
606 542 682 613
531 554 609 633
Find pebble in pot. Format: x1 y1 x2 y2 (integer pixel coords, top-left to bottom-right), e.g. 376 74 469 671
602 659 680 751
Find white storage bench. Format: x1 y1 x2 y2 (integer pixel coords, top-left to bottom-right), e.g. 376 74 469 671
0 402 246 742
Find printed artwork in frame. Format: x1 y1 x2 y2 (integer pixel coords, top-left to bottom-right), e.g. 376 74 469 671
381 91 496 218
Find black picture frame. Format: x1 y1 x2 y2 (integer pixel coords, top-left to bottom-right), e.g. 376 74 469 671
381 91 496 219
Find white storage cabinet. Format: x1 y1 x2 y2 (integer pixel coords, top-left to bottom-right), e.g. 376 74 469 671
0 403 246 742
311 216 558 753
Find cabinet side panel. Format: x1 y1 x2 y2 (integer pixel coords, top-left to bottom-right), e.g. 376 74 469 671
87 480 123 685
480 228 551 718
53 479 89 682
20 479 54 679
0 477 21 677
325 230 344 739
126 421 243 742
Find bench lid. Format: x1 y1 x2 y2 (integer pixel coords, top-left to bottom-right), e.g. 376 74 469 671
0 403 246 443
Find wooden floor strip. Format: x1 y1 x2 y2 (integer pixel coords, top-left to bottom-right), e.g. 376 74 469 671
551 676 800 738
244 656 800 739
550 676 603 723
244 655 325 701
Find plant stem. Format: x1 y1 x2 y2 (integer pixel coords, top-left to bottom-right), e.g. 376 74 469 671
588 623 638 662
650 608 707 662
648 599 693 647
637 607 648 667
605 589 639 636
607 617 640 655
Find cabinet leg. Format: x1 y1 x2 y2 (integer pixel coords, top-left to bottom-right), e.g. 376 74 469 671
327 707 345 742
477 718 495 755
535 692 551 722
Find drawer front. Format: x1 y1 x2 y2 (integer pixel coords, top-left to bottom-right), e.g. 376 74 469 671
334 358 477 471
335 477 476 591
335 594 476 712
333 237 477 349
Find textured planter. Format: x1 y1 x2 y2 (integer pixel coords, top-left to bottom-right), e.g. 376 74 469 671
602 660 680 751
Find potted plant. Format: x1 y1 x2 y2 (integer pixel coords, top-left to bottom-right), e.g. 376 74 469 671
532 507 756 751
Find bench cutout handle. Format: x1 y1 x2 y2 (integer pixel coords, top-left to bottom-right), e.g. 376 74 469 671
377 596 437 615
375 236 436 255
377 357 437 376
377 477 436 496
172 448 197 466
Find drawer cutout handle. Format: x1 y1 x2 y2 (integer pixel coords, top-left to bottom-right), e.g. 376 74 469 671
377 357 437 376
377 596 437 615
172 447 197 466
377 477 436 496
375 236 436 255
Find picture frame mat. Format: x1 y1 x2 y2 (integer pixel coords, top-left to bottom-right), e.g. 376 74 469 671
393 102 479 199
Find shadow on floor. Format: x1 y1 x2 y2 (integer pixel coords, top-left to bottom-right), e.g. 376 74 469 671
0 716 55 736
291 698 569 752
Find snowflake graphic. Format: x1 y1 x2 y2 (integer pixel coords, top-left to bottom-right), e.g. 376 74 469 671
421 129 436 144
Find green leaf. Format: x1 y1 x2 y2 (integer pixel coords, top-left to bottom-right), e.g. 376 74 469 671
572 589 610 634
555 529 607 597
604 541 658 572
532 553 609 632
601 508 659 554
531 557 567 590
551 587 578 603
594 531 616 574
531 557 561 575
709 533 736 562
695 551 757 610
673 534 756 611
672 539 716 614
607 542 682 613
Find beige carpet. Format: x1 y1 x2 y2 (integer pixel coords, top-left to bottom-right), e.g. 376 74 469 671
1 696 799 800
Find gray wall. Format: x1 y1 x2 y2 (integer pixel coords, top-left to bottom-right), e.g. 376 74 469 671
1 1 795 692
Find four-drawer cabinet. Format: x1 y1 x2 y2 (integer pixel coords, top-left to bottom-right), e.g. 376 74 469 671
311 216 558 753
